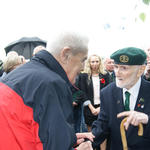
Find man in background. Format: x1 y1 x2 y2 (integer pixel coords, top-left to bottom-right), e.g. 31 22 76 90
104 58 115 82
32 45 46 56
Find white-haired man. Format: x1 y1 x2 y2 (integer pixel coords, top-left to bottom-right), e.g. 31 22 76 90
0 31 94 150
92 47 150 150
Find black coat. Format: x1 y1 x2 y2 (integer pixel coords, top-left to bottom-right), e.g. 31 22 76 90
0 50 76 150
76 72 110 126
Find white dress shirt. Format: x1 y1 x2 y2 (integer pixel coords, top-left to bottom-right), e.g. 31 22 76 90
92 76 100 105
123 77 141 110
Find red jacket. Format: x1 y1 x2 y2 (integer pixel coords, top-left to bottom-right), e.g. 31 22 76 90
0 50 76 150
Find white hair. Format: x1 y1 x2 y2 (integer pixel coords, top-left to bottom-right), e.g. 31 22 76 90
7 51 18 57
46 31 89 56
33 45 45 56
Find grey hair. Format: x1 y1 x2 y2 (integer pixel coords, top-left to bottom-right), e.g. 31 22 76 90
3 53 22 73
46 31 89 56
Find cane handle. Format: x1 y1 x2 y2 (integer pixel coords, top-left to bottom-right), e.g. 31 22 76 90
120 117 143 150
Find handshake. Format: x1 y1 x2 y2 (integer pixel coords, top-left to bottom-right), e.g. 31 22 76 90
74 132 95 150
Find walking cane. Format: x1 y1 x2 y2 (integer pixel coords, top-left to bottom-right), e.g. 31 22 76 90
120 117 143 150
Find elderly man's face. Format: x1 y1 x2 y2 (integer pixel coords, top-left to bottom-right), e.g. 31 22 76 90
67 52 87 84
114 64 141 90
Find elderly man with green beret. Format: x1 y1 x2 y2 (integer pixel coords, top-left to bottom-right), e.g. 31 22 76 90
91 47 150 150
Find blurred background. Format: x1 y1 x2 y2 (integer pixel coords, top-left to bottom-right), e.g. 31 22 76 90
0 0 150 60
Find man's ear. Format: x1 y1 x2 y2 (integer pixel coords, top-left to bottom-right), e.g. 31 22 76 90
60 46 71 64
137 65 146 77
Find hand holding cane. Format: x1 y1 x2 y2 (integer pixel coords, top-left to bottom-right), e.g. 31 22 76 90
120 117 143 150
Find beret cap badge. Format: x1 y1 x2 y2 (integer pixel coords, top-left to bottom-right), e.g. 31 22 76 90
110 47 147 65
119 55 129 63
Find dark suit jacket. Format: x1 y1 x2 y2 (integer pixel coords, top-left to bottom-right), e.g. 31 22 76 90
92 78 150 150
108 71 116 83
76 72 110 105
76 72 110 125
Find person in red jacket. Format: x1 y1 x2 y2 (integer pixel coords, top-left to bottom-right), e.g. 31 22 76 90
0 31 94 150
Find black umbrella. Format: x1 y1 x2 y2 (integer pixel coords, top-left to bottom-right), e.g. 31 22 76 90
4 37 47 59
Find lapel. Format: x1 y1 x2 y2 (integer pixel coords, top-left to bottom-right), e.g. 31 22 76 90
87 76 94 102
126 78 146 138
99 74 103 88
88 76 93 90
111 71 116 82
111 86 125 128
134 79 146 113
113 87 125 114
99 74 106 89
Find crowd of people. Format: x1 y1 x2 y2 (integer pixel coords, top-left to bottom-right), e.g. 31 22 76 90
0 31 150 150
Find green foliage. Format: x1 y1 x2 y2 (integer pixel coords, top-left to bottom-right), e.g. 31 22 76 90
139 12 146 22
143 0 150 5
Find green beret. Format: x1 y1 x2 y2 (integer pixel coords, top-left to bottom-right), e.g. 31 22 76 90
110 47 146 65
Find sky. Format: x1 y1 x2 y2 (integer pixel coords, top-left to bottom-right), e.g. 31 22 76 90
0 0 150 60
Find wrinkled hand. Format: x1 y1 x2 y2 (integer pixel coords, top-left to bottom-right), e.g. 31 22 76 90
77 141 93 150
117 111 149 130
76 132 95 145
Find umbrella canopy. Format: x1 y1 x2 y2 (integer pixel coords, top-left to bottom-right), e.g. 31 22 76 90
4 37 47 59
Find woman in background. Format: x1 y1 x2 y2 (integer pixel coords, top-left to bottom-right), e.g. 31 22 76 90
76 54 111 150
